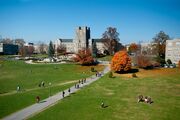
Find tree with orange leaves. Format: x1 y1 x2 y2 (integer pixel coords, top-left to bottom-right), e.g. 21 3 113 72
73 48 95 66
111 51 131 72
128 43 138 53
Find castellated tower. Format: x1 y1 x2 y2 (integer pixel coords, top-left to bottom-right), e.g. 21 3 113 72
74 26 91 53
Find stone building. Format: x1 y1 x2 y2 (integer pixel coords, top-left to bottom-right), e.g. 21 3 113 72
54 26 106 54
166 39 180 64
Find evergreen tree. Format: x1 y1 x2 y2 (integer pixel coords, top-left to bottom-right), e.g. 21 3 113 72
92 41 98 57
48 41 55 58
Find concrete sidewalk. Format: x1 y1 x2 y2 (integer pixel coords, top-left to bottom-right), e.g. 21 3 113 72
3 65 110 120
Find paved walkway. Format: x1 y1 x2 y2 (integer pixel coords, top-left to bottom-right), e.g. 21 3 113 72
3 65 110 120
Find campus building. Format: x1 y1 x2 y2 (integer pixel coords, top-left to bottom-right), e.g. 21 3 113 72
0 43 19 55
166 39 180 64
54 26 106 54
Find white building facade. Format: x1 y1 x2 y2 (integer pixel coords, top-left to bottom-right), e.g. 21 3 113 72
54 26 106 54
166 39 180 64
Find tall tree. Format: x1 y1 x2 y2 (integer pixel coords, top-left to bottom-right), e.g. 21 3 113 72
102 27 120 55
38 41 47 54
0 38 14 44
15 39 25 47
57 44 66 55
128 43 139 54
153 31 170 59
48 41 55 57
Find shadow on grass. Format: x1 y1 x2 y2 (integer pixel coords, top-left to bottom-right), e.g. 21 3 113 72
101 105 109 108
39 100 47 103
116 68 139 74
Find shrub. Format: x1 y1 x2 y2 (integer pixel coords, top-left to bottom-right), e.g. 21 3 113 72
137 55 153 69
152 61 160 67
73 49 95 66
111 51 131 72
109 71 113 78
166 59 172 65
91 67 95 72
132 73 137 78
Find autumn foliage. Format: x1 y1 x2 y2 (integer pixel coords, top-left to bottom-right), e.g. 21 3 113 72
137 55 152 69
111 51 131 72
129 43 138 53
73 49 95 66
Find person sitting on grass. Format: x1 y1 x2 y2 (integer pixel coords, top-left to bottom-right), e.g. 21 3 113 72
144 96 148 103
147 97 153 104
137 95 144 103
17 85 20 92
101 101 105 108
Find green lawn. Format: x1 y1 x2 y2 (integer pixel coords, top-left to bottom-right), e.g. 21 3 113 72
29 68 180 120
0 60 104 118
0 60 104 93
97 55 113 61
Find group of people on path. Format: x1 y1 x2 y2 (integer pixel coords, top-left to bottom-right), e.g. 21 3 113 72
62 88 71 98
35 70 104 103
74 78 87 89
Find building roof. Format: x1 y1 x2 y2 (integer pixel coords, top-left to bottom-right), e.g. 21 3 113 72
59 39 73 42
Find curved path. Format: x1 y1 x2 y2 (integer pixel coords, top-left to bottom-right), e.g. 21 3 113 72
3 65 110 120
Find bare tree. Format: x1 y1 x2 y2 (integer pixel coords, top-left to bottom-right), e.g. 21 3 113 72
57 44 66 55
15 39 25 47
153 31 170 59
102 27 120 55
38 41 47 54
0 38 14 44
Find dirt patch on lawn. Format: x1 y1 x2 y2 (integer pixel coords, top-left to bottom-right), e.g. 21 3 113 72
76 64 105 73
114 68 180 78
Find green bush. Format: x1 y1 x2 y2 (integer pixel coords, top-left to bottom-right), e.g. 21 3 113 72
167 59 172 65
109 71 113 78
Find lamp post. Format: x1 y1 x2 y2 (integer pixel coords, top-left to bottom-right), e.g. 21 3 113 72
49 82 51 97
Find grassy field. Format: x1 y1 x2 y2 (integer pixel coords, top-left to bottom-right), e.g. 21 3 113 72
97 55 113 61
0 60 104 118
0 60 104 93
29 68 180 120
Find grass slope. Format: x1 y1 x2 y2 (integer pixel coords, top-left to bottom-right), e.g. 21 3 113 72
0 60 104 118
30 68 180 120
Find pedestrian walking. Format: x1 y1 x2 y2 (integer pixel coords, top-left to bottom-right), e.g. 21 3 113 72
75 83 77 88
68 88 71 94
62 91 65 98
36 96 40 103
41 81 45 87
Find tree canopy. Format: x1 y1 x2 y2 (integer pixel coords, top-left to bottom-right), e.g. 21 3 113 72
111 50 131 72
48 41 55 57
73 49 95 66
102 27 120 55
153 31 170 59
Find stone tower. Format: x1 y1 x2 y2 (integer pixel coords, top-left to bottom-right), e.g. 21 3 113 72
74 26 90 53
